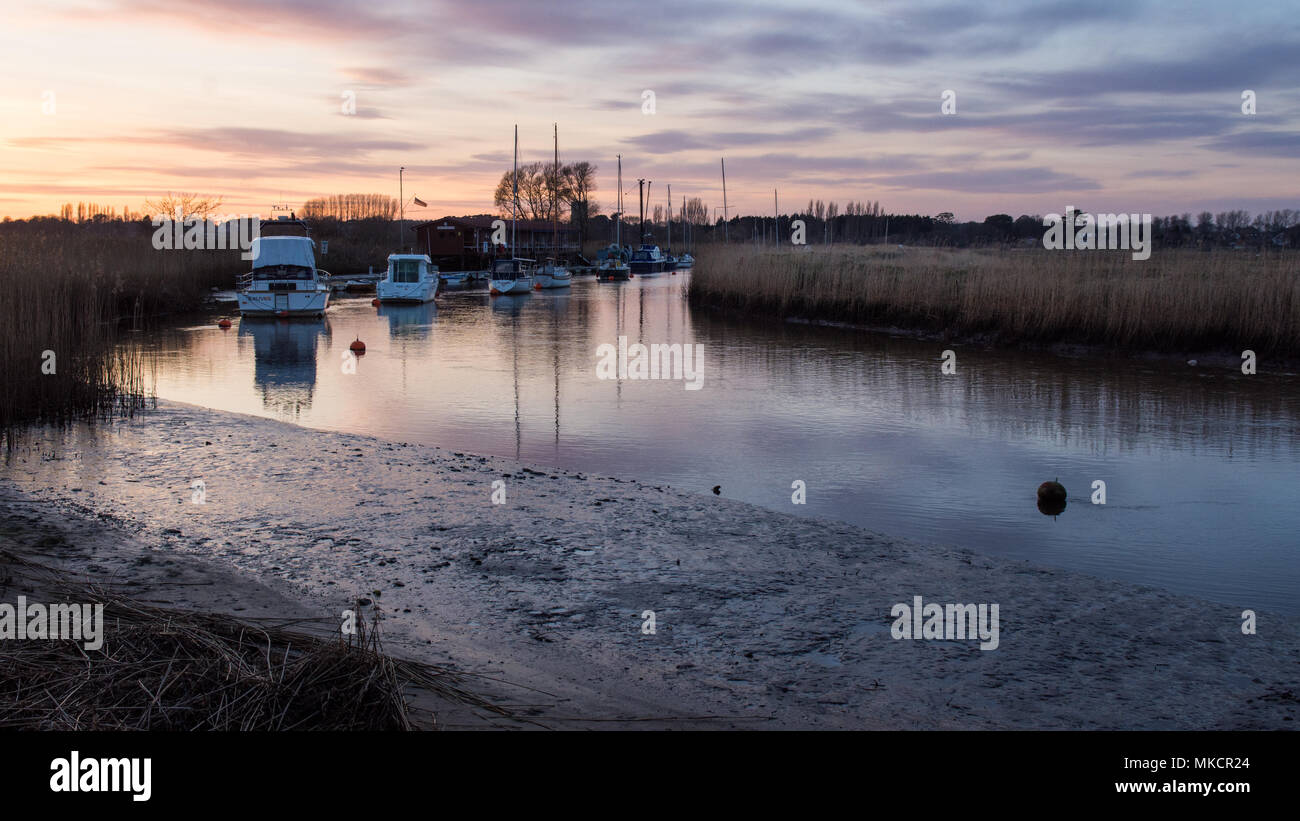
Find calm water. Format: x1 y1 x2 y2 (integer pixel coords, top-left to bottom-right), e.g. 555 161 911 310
138 274 1300 614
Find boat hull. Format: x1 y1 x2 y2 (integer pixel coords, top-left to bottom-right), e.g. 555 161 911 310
490 278 533 295
237 289 330 317
534 270 572 289
376 280 438 303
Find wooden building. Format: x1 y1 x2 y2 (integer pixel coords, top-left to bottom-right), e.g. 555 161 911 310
412 215 579 269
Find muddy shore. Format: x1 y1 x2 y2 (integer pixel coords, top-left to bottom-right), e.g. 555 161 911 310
2 401 1296 729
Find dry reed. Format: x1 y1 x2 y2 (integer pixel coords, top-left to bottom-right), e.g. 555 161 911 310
689 245 1300 354
0 222 241 437
0 550 508 730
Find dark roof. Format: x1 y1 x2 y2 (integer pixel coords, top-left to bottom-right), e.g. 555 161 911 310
413 215 575 233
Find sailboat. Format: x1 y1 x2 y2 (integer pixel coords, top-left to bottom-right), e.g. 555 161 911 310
628 179 669 277
534 123 572 290
598 155 631 281
490 125 535 296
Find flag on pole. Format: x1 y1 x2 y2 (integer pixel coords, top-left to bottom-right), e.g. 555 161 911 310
412 196 427 207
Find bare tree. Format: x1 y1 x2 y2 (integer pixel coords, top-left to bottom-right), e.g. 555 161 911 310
144 192 224 220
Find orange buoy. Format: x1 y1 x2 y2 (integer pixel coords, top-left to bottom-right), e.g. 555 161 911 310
371 298 380 307
489 287 501 295
349 338 366 354
217 318 232 329
533 283 542 290
275 309 288 318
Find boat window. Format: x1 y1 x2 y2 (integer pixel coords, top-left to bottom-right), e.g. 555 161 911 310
391 259 422 283
253 265 312 280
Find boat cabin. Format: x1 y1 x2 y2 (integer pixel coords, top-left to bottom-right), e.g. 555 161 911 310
386 254 437 283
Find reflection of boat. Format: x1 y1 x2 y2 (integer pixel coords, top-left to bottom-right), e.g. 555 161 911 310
239 316 330 416
236 217 331 317
377 253 440 303
379 302 437 337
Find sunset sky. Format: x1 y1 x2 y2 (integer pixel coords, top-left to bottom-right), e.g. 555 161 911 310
2 0 1298 222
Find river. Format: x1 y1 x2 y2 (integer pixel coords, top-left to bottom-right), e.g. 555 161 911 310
135 273 1300 614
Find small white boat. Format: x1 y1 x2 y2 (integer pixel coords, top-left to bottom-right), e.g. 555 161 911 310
533 259 572 289
489 257 534 295
377 253 440 303
678 253 694 267
439 271 470 288
237 220 330 317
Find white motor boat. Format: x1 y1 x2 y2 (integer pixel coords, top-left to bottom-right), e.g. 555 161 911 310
377 253 440 303
237 219 330 317
489 257 535 295
678 253 695 267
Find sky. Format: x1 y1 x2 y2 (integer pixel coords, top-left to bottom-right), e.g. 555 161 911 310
2 0 1298 222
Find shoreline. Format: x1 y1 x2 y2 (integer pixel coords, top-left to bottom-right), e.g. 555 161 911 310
2 400 1298 729
692 297 1300 373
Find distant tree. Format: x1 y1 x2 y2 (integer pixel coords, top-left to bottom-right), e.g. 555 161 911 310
144 191 224 220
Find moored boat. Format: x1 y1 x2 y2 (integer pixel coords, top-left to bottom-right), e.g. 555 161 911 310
490 257 535 294
236 217 330 317
377 253 440 303
534 258 572 289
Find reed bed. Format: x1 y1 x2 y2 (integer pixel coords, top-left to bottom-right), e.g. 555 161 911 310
689 245 1300 354
0 550 507 730
0 222 241 438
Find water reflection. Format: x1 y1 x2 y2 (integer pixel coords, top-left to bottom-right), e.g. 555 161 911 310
379 303 437 339
239 318 331 419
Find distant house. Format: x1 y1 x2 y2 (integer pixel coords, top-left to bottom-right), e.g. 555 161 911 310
412 215 578 267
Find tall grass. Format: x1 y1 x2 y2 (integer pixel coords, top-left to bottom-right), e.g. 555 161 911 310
0 221 242 438
689 245 1300 354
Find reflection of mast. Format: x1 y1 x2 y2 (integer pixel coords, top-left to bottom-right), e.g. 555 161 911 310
512 311 521 458
552 303 560 449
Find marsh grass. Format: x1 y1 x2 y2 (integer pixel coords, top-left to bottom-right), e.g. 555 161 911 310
0 222 241 438
689 245 1299 354
0 550 509 730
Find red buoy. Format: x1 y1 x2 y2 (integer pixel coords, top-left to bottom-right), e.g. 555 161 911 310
217 318 232 329
371 298 380 307
349 338 366 354
276 309 288 318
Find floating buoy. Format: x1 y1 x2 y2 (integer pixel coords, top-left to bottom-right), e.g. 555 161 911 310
489 287 501 295
1037 479 1066 504
275 309 288 318
349 338 366 354
371 298 380 307
217 318 232 329
533 283 542 290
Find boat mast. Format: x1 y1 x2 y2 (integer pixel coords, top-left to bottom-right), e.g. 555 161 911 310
721 157 728 242
667 183 671 252
552 123 558 263
512 125 518 258
399 166 405 250
616 155 622 249
637 179 645 244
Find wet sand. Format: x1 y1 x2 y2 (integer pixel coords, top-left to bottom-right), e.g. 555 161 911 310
2 401 1297 729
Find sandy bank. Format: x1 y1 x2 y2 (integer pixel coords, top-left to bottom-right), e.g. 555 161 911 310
2 401 1296 729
